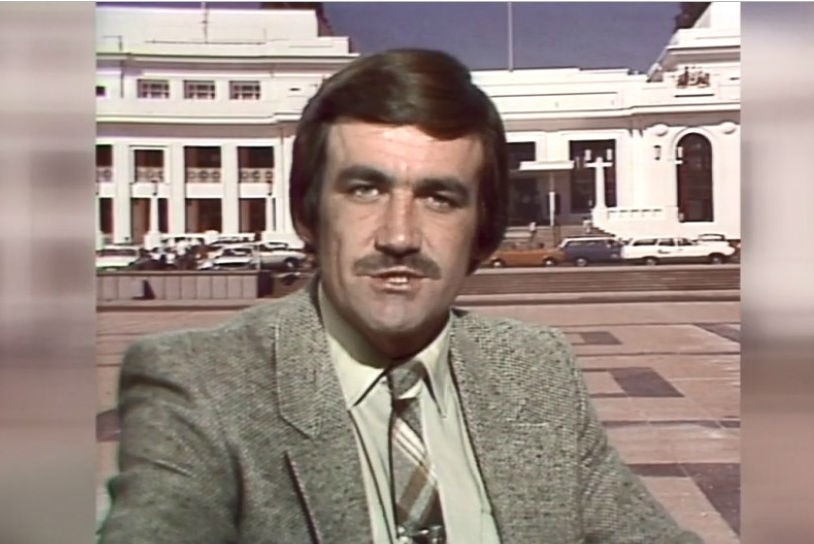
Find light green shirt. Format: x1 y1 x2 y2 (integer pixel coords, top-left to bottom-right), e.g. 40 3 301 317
319 285 501 544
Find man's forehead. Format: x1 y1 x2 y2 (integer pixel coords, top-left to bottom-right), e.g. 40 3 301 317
326 120 480 156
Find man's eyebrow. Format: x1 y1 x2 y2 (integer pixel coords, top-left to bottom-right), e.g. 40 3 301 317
335 164 394 187
335 164 473 203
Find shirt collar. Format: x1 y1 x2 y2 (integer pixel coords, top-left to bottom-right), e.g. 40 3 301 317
318 282 452 415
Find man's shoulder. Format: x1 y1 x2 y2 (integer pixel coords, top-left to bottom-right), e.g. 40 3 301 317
451 307 581 399
140 289 308 339
453 306 570 351
122 290 315 375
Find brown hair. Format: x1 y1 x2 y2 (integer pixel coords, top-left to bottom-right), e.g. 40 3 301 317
290 48 509 268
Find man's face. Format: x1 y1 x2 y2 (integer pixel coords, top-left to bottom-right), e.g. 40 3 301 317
306 121 483 359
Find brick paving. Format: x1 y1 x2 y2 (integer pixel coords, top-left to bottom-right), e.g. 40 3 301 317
96 299 740 543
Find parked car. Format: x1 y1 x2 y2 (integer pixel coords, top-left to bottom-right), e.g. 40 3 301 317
146 247 178 269
486 240 566 268
95 245 141 271
694 233 740 261
694 233 733 248
255 242 308 270
621 236 736 265
558 236 623 267
160 234 207 248
198 245 257 270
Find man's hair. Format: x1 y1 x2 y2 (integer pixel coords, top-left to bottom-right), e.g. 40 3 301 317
289 48 509 267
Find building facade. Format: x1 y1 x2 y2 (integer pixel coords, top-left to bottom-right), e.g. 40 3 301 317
95 2 740 248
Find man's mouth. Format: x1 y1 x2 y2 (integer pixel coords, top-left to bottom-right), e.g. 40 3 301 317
371 268 425 279
369 268 426 290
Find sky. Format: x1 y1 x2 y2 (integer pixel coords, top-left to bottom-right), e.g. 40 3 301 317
323 2 679 73
98 2 681 74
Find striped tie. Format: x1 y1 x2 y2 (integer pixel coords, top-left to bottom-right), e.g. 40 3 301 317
387 360 445 543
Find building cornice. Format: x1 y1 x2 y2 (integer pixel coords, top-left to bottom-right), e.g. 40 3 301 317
97 54 356 70
95 102 740 130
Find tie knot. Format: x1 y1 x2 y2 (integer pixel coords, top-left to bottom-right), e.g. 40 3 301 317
386 359 426 400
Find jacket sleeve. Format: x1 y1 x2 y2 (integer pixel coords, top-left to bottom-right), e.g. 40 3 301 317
557 332 705 544
98 335 240 544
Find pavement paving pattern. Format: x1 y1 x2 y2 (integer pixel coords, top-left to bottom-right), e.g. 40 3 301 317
96 299 741 543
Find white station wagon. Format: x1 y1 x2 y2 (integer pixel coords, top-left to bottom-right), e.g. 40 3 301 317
621 236 736 265
95 245 141 271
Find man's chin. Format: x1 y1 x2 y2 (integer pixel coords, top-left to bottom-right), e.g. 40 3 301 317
365 319 421 339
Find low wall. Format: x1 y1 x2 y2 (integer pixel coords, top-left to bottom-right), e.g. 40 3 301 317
460 264 740 295
97 265 738 303
96 270 313 302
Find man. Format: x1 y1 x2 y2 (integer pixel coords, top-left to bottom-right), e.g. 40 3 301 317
100 49 702 543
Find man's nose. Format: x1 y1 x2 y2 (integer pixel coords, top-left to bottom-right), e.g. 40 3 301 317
374 193 421 256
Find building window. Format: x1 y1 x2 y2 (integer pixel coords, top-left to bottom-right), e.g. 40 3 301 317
230 81 261 100
676 133 714 222
507 142 541 227
137 79 170 99
184 80 216 100
99 197 114 235
158 199 169 233
185 146 222 183
133 149 165 183
186 199 222 232
569 140 617 213
239 198 267 234
238 146 274 184
96 85 106 97
96 145 113 182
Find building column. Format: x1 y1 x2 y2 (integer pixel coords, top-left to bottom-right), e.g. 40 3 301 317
593 156 607 209
112 142 132 243
144 188 161 249
547 172 556 227
278 133 295 234
265 194 275 230
628 128 644 207
169 142 186 234
221 143 240 235
263 134 285 240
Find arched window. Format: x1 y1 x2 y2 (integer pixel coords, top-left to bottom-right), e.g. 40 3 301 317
676 133 713 222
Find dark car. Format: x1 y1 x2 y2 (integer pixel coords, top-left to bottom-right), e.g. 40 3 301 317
558 237 623 267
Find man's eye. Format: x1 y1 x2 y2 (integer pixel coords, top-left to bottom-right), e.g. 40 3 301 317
350 185 380 199
426 194 456 210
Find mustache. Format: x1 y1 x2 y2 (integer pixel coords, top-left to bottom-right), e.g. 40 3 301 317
352 253 442 279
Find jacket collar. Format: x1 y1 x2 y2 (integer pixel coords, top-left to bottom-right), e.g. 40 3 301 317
267 282 551 542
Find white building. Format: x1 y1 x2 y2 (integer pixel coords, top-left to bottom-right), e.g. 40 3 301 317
95 2 740 248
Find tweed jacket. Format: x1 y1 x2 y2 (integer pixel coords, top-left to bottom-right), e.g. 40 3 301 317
99 283 702 544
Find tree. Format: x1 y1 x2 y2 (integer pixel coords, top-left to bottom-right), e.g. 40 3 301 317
673 2 710 31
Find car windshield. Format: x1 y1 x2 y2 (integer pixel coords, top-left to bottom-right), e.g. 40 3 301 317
221 248 252 257
258 243 288 251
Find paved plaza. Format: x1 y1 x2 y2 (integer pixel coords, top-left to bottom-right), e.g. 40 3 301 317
96 299 740 543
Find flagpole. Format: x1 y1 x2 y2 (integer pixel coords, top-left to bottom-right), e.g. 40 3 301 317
202 1 209 43
507 2 514 71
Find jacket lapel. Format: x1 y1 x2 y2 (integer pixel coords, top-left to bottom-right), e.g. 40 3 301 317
273 284 372 544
